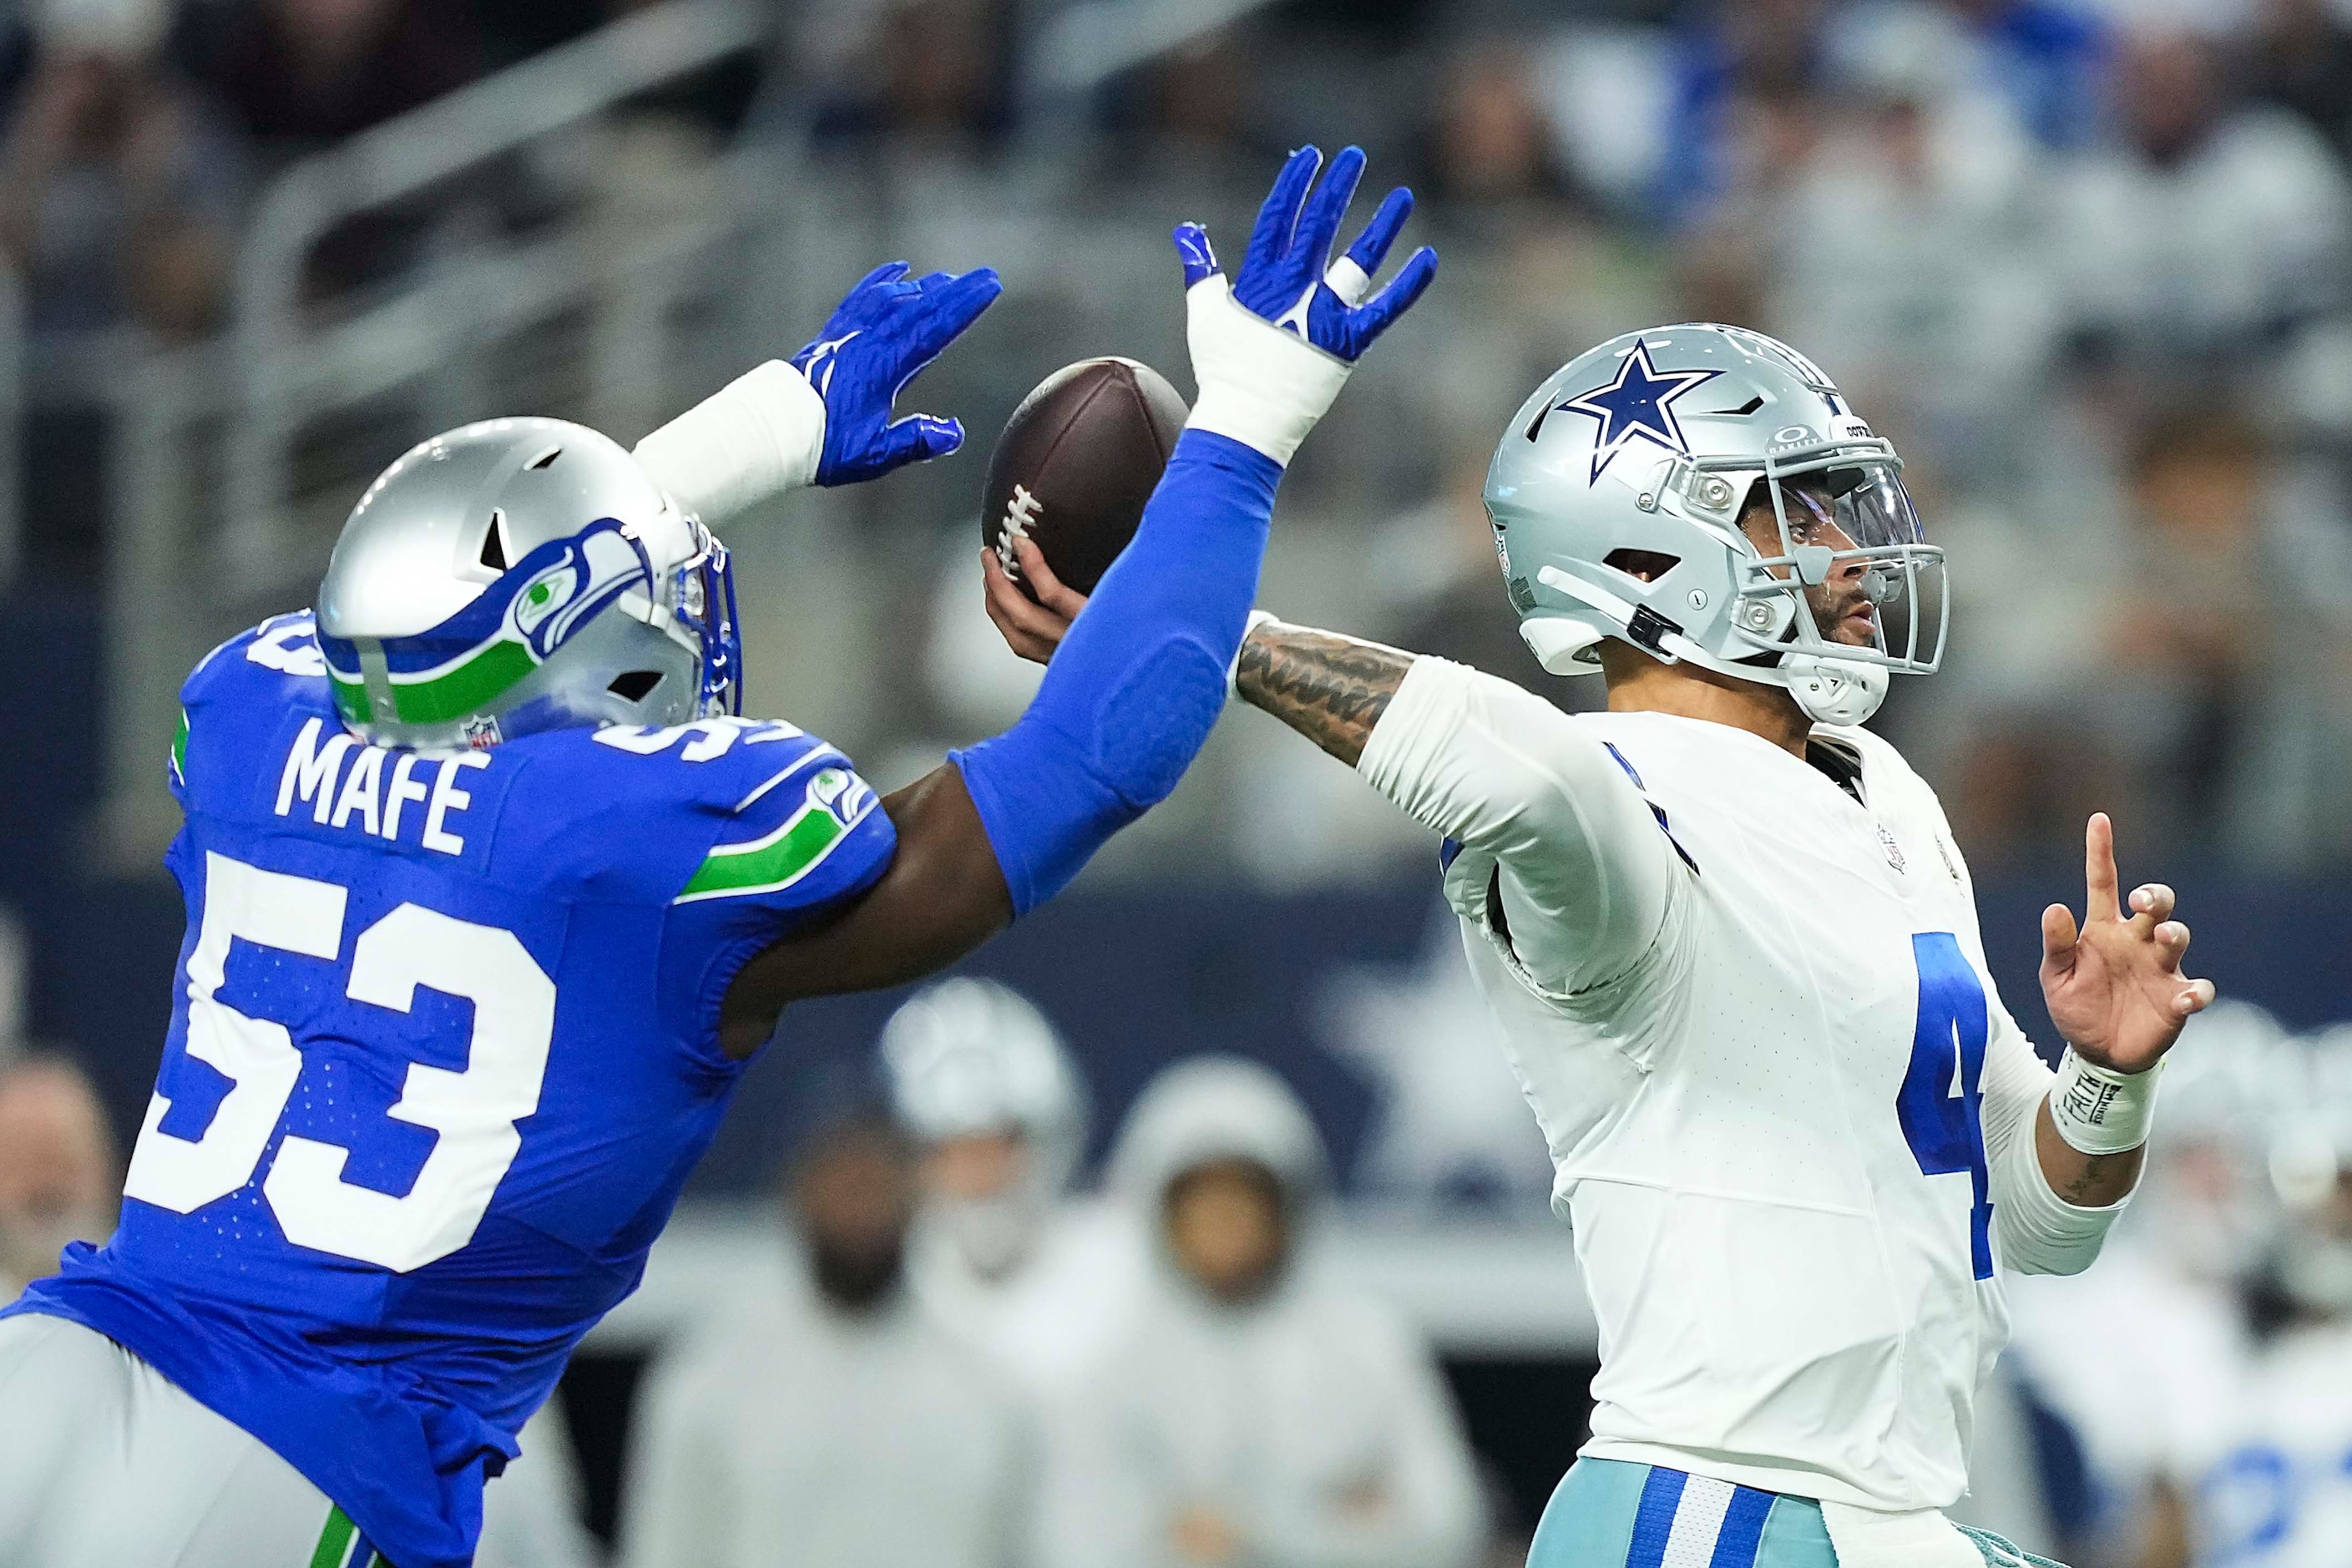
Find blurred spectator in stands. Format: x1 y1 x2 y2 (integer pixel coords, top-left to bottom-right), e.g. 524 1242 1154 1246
883 979 1146 1567
806 0 1014 153
1653 0 1828 230
621 1060 1034 1568
0 1055 118 1301
1914 0 2108 149
176 0 484 296
2094 407 2274 851
882 979 1140 1400
181 0 480 158
0 0 240 340
2244 0 2352 159
1047 1057 1486 1568
2044 24 2352 387
1770 3 2058 484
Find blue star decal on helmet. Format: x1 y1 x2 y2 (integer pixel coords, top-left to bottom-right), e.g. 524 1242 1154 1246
1555 339 1724 483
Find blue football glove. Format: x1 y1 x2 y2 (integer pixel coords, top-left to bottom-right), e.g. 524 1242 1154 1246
1172 145 1436 466
1174 144 1437 362
789 261 1004 486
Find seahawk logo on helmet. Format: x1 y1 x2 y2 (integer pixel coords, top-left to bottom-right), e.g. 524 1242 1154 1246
314 417 741 751
1485 322 1947 726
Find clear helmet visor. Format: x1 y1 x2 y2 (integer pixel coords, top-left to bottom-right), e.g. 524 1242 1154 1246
1723 447 1948 675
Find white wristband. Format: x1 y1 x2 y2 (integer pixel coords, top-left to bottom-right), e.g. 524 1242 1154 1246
2048 1047 2161 1155
1181 274 1351 468
632 359 826 522
1230 609 1277 701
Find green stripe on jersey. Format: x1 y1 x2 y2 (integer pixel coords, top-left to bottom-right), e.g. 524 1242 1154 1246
308 1504 359 1568
675 784 856 903
169 708 188 784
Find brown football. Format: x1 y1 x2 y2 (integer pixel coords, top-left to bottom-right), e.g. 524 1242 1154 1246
981 357 1188 600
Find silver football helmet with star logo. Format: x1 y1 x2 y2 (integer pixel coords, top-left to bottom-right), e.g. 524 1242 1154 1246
315 417 741 751
1485 323 1946 725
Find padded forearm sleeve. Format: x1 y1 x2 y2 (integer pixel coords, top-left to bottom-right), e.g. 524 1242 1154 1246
951 429 1278 914
1981 999 2129 1274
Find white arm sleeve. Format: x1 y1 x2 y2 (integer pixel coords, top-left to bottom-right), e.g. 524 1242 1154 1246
631 359 826 522
1355 656 1679 999
1981 991 2128 1276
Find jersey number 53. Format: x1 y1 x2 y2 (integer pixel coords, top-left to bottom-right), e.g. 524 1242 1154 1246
122 851 553 1272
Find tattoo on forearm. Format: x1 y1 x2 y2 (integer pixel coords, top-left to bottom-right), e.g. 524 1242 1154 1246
1235 621 1415 767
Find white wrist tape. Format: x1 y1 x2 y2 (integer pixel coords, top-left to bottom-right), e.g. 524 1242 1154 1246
2049 1047 2162 1155
1229 609 1278 701
1181 274 1350 468
632 359 826 522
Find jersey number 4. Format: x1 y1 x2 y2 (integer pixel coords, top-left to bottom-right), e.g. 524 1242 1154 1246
1896 931 1995 1280
122 851 553 1272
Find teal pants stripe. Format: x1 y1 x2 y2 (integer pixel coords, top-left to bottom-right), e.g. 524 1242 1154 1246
1527 1459 1837 1567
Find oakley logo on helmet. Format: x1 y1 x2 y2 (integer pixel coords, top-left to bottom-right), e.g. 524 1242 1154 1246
1549 339 1724 484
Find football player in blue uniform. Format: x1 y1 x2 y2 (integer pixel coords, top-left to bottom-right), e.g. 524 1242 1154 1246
0 146 1435 1568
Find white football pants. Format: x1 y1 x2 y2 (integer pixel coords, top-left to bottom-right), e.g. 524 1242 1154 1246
0 1313 366 1567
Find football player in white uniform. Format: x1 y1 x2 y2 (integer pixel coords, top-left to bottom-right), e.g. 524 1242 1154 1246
985 323 2215 1568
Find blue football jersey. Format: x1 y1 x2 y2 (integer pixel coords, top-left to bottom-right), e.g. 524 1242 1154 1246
3 611 895 1568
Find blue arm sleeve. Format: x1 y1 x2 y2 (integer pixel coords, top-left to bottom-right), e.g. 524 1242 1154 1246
949 427 1279 914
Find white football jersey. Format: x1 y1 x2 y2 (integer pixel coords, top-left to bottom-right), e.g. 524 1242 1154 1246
2197 1321 2352 1568
1359 665 2081 1517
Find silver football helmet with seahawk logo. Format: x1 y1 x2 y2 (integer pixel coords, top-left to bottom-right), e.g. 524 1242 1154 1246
315 417 741 751
1485 323 1945 725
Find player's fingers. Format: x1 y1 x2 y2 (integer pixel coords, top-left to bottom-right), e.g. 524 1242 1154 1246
980 573 1055 664
2127 882 2175 928
1349 245 1439 346
1341 185 1414 280
2177 977 2218 1015
847 259 912 298
1243 146 1323 280
2152 919 2190 971
2083 812 2121 923
2040 901 2078 963
1011 534 1088 621
1291 144 1367 269
983 549 1073 647
1172 221 1221 286
875 412 964 469
908 267 1004 361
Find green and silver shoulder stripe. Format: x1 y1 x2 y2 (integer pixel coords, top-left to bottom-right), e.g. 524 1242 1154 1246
675 769 867 904
169 707 189 785
326 635 539 727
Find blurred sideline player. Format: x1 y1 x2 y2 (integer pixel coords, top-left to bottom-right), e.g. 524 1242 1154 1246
991 323 2213 1568
881 977 1142 1401
622 1069 1031 1568
2006 1004 2289 1567
1049 1056 1487 1568
0 146 1436 1568
2192 1029 2352 1568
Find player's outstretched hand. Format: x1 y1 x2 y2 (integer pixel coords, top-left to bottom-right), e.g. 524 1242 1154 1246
1175 144 1437 467
791 262 1003 486
2039 812 2216 1075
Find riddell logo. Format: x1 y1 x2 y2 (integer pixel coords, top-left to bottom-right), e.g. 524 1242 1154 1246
995 484 1044 577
